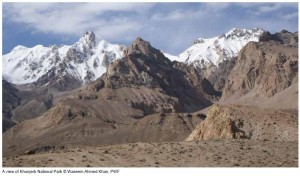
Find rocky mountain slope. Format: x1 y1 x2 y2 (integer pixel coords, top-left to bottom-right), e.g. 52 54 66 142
3 37 218 157
102 37 219 110
3 31 125 85
221 30 298 107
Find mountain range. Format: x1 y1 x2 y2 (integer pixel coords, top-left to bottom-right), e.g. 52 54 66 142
2 28 298 167
3 31 125 85
3 28 264 86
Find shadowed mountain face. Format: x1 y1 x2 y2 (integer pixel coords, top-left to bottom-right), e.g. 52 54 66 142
2 75 81 126
2 80 19 132
259 30 298 46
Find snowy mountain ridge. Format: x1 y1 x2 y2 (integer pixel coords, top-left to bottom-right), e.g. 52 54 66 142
3 28 264 85
164 28 265 67
3 31 126 85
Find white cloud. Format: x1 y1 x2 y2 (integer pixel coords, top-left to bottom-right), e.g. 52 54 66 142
258 4 281 13
204 2 230 12
239 3 297 16
150 3 229 21
281 12 298 20
151 10 185 21
95 19 142 40
4 2 154 37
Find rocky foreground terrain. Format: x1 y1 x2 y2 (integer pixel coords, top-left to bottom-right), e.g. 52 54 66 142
2 29 298 167
3 140 297 167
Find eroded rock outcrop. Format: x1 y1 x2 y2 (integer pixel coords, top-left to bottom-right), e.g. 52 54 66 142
186 104 246 141
186 104 298 142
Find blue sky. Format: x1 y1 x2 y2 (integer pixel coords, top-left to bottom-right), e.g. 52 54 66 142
2 2 298 55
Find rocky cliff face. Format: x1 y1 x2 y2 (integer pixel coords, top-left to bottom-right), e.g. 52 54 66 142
221 31 298 103
201 58 237 92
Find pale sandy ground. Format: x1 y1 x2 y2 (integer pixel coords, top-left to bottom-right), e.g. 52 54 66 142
3 139 298 167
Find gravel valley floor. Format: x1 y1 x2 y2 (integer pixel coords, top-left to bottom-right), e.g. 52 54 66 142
3 139 298 167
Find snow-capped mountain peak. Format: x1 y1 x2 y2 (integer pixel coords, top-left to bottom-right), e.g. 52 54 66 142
2 31 125 85
223 27 264 40
77 31 96 49
12 45 28 51
165 27 265 67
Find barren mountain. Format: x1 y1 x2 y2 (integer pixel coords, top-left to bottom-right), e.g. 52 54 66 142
221 30 298 108
3 37 217 157
102 37 219 109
